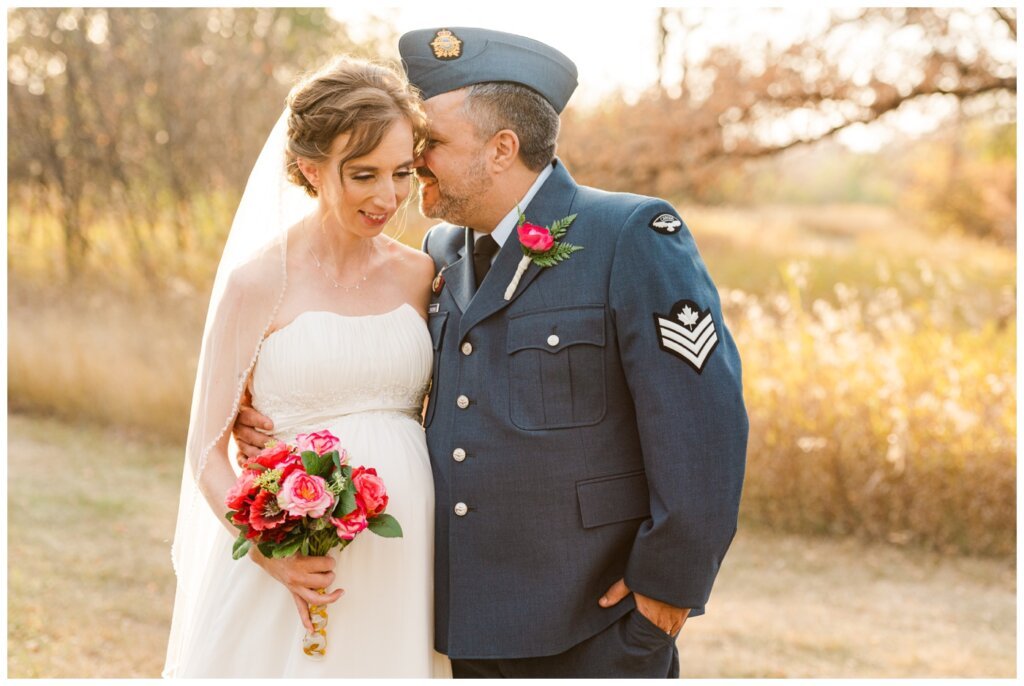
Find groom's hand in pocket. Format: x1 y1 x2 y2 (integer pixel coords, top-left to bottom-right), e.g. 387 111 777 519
233 395 275 465
250 549 344 631
599 578 690 637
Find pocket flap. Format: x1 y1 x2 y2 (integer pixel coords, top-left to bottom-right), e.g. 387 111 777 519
507 305 605 354
427 311 448 350
576 470 651 529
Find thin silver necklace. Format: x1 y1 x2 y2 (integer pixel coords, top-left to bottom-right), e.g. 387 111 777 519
306 218 371 291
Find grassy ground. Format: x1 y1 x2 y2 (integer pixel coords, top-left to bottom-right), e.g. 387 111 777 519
7 413 1015 678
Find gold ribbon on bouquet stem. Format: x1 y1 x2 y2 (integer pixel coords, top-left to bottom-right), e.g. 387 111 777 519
302 588 329 658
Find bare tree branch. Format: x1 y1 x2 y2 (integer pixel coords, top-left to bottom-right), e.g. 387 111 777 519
993 7 1016 39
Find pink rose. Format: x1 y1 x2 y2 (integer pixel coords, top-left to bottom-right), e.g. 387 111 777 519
331 506 368 541
518 222 554 252
276 471 334 518
352 466 389 517
296 430 340 456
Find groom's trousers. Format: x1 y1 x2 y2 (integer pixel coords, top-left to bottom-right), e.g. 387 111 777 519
450 608 680 678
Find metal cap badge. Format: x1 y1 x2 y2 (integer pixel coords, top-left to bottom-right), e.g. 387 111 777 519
400 27 578 112
430 29 462 60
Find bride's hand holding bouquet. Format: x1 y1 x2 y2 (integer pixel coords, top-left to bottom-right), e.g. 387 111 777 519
225 429 402 657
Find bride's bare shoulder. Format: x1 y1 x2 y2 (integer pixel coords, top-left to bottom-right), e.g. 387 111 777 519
385 238 435 286
221 239 287 302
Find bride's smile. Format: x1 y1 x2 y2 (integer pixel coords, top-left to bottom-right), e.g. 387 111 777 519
299 119 416 243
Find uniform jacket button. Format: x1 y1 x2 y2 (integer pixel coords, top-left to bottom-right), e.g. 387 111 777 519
452 448 467 462
461 341 473 355
454 502 468 516
547 334 560 347
457 395 470 409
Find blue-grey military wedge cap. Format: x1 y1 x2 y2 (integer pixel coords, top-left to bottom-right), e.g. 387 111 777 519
399 27 578 113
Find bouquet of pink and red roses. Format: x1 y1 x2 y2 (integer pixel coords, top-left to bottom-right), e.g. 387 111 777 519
224 429 401 657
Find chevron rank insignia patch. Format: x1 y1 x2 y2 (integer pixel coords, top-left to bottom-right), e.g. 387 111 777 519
649 212 682 235
654 299 719 373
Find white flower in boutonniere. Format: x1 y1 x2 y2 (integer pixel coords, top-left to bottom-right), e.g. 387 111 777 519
503 211 583 300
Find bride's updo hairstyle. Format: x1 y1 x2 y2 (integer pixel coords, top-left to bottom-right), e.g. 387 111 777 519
285 56 427 198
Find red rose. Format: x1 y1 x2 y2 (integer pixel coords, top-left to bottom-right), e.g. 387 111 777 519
276 453 305 482
517 222 554 252
352 466 389 517
225 470 258 511
250 440 294 470
330 505 368 541
232 504 253 529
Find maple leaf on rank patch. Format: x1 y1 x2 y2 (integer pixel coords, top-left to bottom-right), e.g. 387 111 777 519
677 305 699 327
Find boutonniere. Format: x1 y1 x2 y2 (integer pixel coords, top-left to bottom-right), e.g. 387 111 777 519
503 211 583 300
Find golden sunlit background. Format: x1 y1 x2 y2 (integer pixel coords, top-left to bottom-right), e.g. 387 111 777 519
6 7 1017 678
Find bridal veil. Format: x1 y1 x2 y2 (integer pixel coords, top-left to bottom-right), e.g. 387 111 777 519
164 110 315 673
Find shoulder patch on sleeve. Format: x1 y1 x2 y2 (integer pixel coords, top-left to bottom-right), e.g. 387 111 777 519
653 299 719 373
648 212 682 235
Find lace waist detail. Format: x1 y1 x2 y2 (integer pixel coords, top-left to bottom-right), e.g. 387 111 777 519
249 305 432 438
267 408 423 443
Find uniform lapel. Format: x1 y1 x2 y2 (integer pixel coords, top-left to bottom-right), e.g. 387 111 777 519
459 161 578 338
439 227 475 314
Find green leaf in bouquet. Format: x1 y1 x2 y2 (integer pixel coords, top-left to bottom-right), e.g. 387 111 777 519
301 450 332 477
367 514 403 538
333 486 357 517
328 450 342 470
272 536 304 558
301 537 310 556
232 534 252 560
257 541 275 558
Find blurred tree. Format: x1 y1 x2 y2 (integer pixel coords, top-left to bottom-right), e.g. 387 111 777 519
7 8 383 280
560 6 1016 233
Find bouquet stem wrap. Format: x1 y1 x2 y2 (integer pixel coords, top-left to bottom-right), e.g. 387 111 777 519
302 588 329 658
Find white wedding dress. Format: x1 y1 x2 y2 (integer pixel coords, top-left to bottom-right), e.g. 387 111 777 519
166 304 451 678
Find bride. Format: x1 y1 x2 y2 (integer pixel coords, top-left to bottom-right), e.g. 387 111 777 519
163 56 451 677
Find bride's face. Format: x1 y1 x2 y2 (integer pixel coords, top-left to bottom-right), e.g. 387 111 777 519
319 119 416 238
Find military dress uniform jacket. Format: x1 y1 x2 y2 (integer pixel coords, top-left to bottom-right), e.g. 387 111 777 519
421 160 748 660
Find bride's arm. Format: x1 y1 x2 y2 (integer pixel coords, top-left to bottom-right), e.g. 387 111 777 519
198 435 344 631
187 262 342 630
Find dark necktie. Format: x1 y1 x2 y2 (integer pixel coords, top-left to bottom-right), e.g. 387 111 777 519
473 234 500 290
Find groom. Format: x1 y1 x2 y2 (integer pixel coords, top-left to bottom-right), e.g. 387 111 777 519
237 28 747 678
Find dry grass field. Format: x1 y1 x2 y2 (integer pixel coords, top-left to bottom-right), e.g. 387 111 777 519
7 202 1015 676
7 414 1015 678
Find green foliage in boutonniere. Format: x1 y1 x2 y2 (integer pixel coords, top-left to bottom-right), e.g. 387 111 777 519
504 211 583 299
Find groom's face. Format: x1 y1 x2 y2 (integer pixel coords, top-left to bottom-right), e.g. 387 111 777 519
416 89 493 228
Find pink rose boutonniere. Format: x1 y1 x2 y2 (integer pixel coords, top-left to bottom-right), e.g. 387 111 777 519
504 210 583 300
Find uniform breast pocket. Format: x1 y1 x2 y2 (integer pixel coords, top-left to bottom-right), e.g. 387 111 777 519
424 310 448 428
507 305 606 430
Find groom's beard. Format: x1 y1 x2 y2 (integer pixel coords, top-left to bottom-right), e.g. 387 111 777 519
417 156 492 228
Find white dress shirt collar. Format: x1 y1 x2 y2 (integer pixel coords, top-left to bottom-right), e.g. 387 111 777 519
471 162 554 252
